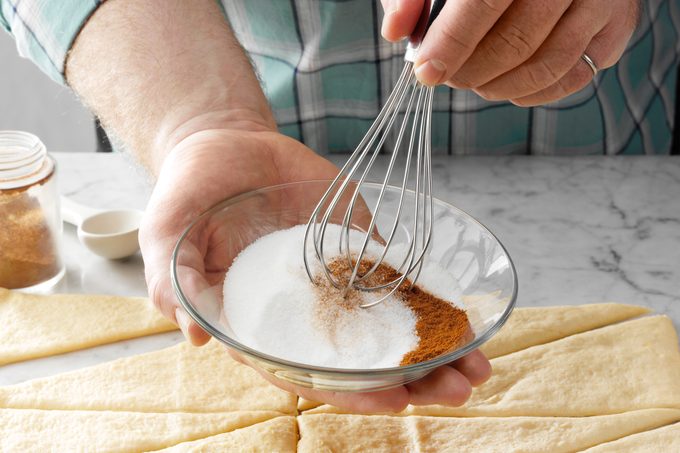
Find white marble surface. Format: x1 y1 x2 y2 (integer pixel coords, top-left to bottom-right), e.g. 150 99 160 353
1 153 678 385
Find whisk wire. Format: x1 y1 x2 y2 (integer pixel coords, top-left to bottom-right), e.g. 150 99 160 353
358 83 434 308
349 69 421 287
410 88 435 286
340 67 419 291
304 44 437 308
304 64 415 289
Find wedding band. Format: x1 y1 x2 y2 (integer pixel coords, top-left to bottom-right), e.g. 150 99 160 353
581 53 598 77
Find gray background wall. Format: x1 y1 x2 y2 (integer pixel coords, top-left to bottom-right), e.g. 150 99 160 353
0 31 95 152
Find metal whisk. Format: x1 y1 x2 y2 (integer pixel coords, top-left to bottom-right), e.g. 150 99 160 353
304 0 446 308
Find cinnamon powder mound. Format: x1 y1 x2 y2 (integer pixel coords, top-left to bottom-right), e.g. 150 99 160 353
0 187 61 289
399 283 473 366
318 258 473 366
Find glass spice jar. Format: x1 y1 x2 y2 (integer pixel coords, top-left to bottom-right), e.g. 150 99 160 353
0 131 64 290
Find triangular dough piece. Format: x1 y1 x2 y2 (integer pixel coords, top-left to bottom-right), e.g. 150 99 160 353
0 340 297 414
298 410 680 453
0 288 176 365
407 315 680 417
0 408 280 452
581 421 680 452
480 303 649 359
151 416 297 452
307 316 680 417
297 304 649 414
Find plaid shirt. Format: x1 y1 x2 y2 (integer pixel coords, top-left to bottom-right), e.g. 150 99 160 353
2 0 678 155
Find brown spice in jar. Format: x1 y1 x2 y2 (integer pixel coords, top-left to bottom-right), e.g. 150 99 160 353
315 257 472 366
0 177 61 289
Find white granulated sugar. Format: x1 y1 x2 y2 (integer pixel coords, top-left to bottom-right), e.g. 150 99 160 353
381 242 463 305
222 224 458 369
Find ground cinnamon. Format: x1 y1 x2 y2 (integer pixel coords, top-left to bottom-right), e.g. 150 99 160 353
0 176 61 289
318 257 472 366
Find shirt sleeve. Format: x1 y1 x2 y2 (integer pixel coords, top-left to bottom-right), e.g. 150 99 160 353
0 0 102 84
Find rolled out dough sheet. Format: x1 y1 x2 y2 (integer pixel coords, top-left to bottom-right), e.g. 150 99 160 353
298 303 652 413
0 288 176 365
297 409 680 453
306 316 680 417
0 340 297 415
151 416 297 452
0 408 281 453
580 421 680 452
480 302 649 359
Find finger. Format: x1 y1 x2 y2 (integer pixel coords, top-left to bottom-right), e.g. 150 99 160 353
450 350 492 386
154 265 211 345
226 348 248 365
145 268 180 324
314 387 411 414
509 54 595 106
583 5 638 70
405 366 472 406
509 13 636 107
448 0 572 89
380 0 424 42
175 307 211 346
141 213 211 345
474 3 610 100
172 255 214 345
414 0 514 86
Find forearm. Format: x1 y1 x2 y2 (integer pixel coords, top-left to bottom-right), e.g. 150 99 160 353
66 0 275 175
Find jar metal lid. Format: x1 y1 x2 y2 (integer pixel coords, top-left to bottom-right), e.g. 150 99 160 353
0 130 54 190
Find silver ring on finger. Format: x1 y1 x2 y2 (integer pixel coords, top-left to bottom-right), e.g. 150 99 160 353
581 53 598 77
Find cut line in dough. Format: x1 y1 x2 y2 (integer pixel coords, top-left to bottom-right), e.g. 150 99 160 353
0 340 297 415
297 409 680 453
479 302 649 359
151 416 297 452
0 408 282 453
580 420 680 452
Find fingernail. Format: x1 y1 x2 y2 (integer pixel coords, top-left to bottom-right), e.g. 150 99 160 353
175 308 191 340
415 59 447 86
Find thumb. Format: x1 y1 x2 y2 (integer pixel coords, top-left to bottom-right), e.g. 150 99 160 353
380 0 425 42
139 206 211 346
143 242 211 347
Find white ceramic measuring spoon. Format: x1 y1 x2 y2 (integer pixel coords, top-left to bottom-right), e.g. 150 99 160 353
61 196 144 259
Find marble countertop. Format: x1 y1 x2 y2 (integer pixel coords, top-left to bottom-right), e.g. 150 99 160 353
1 153 678 385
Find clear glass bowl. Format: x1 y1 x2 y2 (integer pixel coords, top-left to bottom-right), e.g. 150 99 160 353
171 181 517 392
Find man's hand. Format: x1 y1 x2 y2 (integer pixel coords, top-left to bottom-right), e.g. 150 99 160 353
141 123 492 413
67 0 491 414
381 0 640 105
139 125 340 345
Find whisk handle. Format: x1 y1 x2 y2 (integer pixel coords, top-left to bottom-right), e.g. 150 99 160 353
404 0 447 62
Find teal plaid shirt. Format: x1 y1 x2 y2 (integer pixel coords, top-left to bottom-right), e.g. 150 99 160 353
2 0 679 154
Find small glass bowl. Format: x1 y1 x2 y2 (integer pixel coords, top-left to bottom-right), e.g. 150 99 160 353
171 181 517 392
